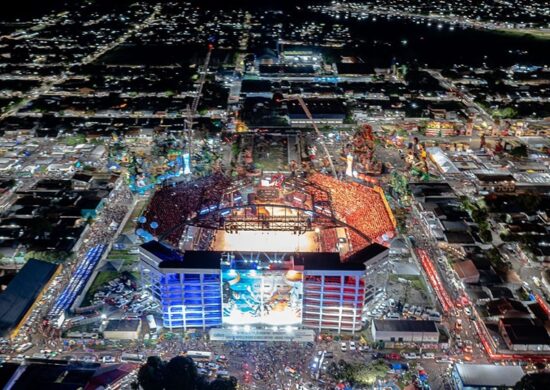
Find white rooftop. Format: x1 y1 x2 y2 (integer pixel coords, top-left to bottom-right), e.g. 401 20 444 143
455 364 524 387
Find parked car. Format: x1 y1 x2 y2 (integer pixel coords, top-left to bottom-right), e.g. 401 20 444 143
385 353 401 360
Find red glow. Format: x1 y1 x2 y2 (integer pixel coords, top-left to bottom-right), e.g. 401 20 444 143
416 248 453 312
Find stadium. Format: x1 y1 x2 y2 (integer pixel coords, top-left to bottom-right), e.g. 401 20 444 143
138 172 395 339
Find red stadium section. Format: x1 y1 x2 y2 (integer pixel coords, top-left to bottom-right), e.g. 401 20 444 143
308 173 395 256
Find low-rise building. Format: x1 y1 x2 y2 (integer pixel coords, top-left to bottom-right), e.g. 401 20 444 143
474 172 516 193
453 260 480 284
103 319 141 340
0 259 61 338
498 317 550 352
451 363 524 390
371 319 439 344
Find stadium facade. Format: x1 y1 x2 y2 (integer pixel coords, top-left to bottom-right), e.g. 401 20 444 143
139 240 389 335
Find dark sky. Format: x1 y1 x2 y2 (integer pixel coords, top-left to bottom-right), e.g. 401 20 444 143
3 0 328 16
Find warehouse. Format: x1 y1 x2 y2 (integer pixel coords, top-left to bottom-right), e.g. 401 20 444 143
451 363 524 389
0 259 60 338
371 319 439 344
103 319 142 340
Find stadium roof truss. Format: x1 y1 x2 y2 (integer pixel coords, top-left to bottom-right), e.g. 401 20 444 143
156 176 371 245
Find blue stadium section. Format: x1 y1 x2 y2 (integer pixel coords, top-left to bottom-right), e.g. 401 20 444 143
160 272 222 329
49 244 107 318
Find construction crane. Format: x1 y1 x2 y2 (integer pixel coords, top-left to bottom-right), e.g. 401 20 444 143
283 96 338 178
184 43 213 173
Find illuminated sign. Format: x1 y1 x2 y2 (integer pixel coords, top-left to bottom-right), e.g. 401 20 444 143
221 269 303 325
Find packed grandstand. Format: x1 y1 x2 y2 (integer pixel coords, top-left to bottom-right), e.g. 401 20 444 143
142 172 395 258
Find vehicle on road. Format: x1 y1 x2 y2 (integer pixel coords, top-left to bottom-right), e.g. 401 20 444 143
385 353 402 360
455 319 463 332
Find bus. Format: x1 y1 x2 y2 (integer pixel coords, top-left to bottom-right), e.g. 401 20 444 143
185 351 212 362
146 314 157 334
120 353 145 363
15 343 33 353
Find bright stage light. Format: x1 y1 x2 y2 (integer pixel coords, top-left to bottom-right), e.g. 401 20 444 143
213 230 319 252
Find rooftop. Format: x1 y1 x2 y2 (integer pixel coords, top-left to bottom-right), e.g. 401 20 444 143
373 319 438 333
454 364 524 387
500 318 550 345
0 259 59 336
104 319 141 332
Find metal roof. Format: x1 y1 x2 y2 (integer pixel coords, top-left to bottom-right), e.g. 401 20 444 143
455 364 524 387
0 259 59 336
373 319 438 333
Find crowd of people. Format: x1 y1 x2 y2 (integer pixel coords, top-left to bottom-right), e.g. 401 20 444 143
308 173 395 255
82 185 133 250
143 173 232 245
37 183 134 339
223 341 315 390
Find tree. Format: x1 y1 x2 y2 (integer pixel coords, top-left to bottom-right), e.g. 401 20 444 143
510 144 527 158
138 356 165 390
515 372 550 389
208 377 238 390
25 250 69 263
138 356 237 390
164 356 204 390
479 229 493 243
518 192 541 214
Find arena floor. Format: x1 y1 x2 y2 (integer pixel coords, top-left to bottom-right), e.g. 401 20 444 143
212 230 320 252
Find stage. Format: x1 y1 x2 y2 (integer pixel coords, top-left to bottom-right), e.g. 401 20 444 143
212 230 320 252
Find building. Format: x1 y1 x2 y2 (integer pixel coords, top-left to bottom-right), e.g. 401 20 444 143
0 359 137 389
301 244 389 334
451 363 524 389
139 240 389 336
485 298 531 321
140 242 223 331
286 99 346 125
453 260 480 284
103 319 142 340
371 319 439 344
498 318 550 352
0 259 60 338
474 172 516 193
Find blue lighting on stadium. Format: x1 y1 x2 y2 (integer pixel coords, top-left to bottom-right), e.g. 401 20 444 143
159 272 222 329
